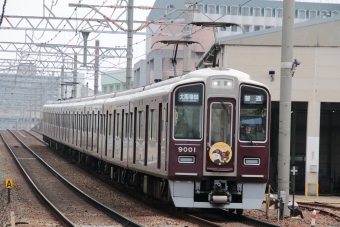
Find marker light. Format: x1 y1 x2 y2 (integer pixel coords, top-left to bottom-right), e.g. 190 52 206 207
244 158 260 165
178 156 196 164
211 79 233 88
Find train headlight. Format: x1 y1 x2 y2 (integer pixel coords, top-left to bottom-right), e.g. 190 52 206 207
211 79 233 88
178 156 195 164
244 158 260 165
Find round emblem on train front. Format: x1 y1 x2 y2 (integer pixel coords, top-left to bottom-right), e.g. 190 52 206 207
209 142 232 165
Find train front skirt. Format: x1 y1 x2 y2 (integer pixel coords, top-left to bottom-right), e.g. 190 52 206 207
169 180 266 209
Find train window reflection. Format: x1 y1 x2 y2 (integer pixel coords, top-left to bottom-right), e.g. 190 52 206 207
210 103 232 146
173 84 203 140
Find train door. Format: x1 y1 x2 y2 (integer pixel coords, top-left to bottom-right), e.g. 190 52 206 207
206 98 236 172
146 103 161 170
136 105 145 167
122 108 129 163
114 109 122 161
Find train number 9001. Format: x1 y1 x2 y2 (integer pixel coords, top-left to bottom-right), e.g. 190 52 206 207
178 147 196 153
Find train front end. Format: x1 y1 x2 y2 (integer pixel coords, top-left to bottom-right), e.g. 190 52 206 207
167 68 270 210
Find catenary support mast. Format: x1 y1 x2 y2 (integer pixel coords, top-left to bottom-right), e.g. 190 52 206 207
183 0 193 74
278 0 295 216
126 0 134 90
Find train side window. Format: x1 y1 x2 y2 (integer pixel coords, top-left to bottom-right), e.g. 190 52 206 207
138 111 145 139
157 103 162 169
150 109 158 141
125 112 129 139
129 112 133 139
116 113 120 138
133 107 137 164
94 114 97 134
112 110 116 159
145 105 149 166
108 114 112 136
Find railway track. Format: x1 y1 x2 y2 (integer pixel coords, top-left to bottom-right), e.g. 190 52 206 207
26 129 282 227
298 201 340 221
1 130 142 227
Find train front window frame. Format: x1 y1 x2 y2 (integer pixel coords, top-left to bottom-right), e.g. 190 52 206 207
239 85 269 143
173 83 204 140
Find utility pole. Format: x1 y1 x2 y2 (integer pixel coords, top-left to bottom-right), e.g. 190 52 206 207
73 54 77 98
82 32 90 67
94 40 99 95
126 0 134 90
61 63 64 100
183 0 194 74
278 0 295 216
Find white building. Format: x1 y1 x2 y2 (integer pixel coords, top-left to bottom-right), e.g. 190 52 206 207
134 0 340 87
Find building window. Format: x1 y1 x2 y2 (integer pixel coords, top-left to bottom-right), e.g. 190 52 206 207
110 85 113 92
242 7 250 16
166 4 174 14
254 7 261 17
162 58 164 71
230 6 238 15
264 8 272 17
197 3 204 13
116 84 120 91
103 86 107 94
331 11 339 17
220 27 226 32
220 5 227 15
265 26 272 29
320 10 329 18
309 10 317 19
243 25 250 32
298 9 306 19
254 26 261 31
207 4 215 14
276 8 283 18
231 25 237 32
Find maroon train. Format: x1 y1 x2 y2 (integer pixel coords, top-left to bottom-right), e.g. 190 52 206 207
42 68 271 213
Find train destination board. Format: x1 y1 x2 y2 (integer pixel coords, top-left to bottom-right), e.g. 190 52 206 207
244 94 263 104
178 93 199 102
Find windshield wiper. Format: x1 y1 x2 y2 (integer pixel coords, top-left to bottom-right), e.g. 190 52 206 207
220 101 230 116
240 126 253 146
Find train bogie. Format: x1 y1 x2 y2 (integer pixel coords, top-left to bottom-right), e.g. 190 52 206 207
42 68 271 210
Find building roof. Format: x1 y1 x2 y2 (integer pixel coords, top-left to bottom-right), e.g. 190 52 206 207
148 0 340 20
195 15 340 68
218 15 340 46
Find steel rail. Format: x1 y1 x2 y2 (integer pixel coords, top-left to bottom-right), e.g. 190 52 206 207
0 131 75 227
8 130 144 227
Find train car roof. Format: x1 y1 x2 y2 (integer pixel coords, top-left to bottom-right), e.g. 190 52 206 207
44 68 269 109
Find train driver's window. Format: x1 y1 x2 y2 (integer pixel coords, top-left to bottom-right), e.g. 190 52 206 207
239 85 268 142
210 102 232 146
173 83 203 140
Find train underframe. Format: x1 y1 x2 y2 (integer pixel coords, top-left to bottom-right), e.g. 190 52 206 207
44 136 265 213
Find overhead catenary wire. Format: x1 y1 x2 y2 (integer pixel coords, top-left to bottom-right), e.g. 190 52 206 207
0 0 8 27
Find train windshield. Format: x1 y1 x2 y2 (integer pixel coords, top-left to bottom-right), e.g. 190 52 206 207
210 102 232 146
239 85 268 142
173 84 204 140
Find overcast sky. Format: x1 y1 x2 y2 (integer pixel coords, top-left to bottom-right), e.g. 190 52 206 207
0 0 156 88
1 0 340 88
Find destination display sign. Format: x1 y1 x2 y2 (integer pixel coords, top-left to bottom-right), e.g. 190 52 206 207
244 94 263 104
178 92 199 103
